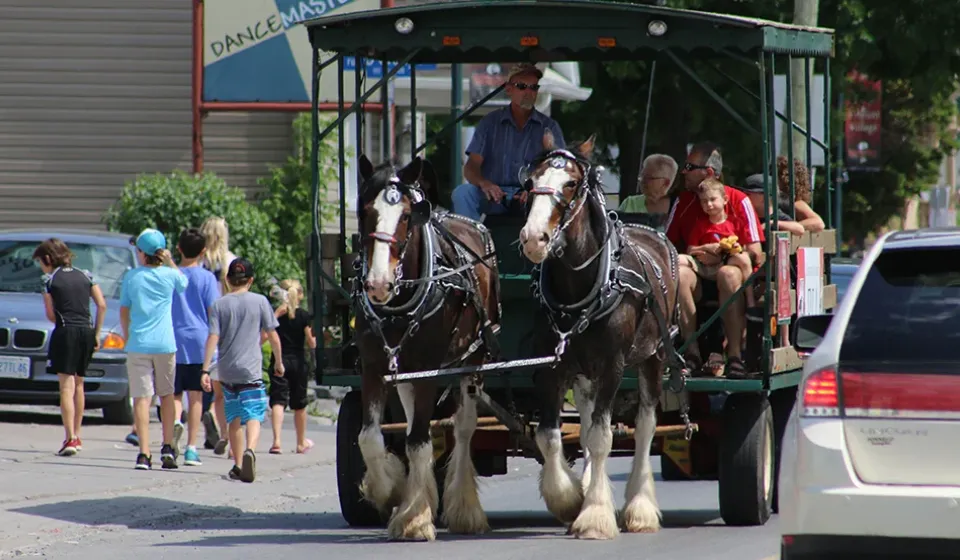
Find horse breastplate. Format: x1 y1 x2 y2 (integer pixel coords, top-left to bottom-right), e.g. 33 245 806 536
531 216 673 360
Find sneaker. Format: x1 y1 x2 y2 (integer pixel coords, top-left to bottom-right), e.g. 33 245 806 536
183 446 202 466
125 432 139 446
172 422 184 457
228 465 242 480
160 443 178 469
74 438 82 451
240 449 256 483
57 439 78 457
202 411 220 448
213 439 228 456
135 453 152 470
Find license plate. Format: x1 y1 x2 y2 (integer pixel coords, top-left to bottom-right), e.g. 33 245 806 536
0 355 31 379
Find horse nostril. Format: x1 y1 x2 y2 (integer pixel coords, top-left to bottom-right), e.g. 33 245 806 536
385 282 394 293
364 280 374 291
538 232 549 243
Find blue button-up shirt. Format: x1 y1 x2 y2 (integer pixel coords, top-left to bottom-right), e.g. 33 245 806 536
465 105 566 188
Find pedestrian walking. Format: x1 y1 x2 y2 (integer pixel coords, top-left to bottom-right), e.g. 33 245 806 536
171 228 220 466
202 258 283 482
199 216 237 456
33 238 107 457
120 228 189 470
267 279 317 454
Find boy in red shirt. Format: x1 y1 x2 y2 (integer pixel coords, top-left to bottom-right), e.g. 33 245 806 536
679 178 758 311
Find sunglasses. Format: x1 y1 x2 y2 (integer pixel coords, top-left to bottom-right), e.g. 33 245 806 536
510 82 541 91
682 162 712 172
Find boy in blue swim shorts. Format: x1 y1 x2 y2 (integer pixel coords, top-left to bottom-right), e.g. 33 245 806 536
201 258 283 482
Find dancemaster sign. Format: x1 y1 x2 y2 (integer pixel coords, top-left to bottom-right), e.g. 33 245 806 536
203 0 382 103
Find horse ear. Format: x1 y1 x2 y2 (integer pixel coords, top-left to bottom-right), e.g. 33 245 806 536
542 129 556 151
577 134 597 158
398 156 423 185
359 154 374 182
419 158 441 206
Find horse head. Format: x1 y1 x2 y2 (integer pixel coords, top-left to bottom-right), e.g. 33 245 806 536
357 154 432 305
518 130 599 263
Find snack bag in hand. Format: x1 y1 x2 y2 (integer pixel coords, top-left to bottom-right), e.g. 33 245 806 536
718 235 743 255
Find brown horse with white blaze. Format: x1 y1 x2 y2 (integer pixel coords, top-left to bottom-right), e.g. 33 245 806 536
353 155 501 541
518 131 681 539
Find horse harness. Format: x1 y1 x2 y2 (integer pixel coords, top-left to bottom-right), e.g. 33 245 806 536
353 177 501 374
527 149 693 438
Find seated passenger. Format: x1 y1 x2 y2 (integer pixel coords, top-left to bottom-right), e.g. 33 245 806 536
666 142 764 379
739 174 806 236
679 178 759 314
451 63 566 222
618 153 678 230
777 155 825 232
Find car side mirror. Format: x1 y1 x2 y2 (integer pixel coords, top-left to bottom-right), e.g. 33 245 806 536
793 314 833 355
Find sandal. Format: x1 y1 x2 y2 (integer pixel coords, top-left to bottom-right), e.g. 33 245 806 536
725 355 750 379
297 438 314 454
269 446 282 455
705 353 725 377
746 306 765 323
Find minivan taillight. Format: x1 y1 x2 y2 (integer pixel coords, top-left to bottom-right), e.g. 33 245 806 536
800 367 840 417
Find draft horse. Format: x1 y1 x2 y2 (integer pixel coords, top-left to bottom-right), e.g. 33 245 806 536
518 131 682 539
353 155 501 541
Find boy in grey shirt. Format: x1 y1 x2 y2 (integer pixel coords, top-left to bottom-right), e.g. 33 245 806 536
201 258 283 482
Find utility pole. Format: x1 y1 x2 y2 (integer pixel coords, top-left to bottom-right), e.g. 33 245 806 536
782 0 820 165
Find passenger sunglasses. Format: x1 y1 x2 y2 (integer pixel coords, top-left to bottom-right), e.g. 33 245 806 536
682 162 712 172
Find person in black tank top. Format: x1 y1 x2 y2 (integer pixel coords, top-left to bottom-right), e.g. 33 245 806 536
266 279 317 454
34 238 108 457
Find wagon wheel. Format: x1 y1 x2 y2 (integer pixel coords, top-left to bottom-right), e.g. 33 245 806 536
769 387 798 514
717 392 774 526
336 390 388 527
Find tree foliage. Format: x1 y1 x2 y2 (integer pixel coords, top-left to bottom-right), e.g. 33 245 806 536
255 112 344 269
102 170 302 295
552 0 960 242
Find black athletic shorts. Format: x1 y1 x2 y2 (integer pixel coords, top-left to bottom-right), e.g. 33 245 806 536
175 363 205 394
47 325 96 376
268 354 309 410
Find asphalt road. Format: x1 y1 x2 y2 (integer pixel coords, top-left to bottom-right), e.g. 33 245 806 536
0 404 780 560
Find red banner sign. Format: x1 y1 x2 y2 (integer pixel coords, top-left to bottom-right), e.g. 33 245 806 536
844 70 882 171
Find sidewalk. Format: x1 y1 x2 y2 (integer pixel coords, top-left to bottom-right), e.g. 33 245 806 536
0 406 339 558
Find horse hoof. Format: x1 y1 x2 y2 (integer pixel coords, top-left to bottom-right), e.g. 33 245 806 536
388 521 437 542
570 505 620 540
621 495 662 533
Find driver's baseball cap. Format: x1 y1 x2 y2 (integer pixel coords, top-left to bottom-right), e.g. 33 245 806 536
134 228 167 255
507 63 543 82
227 257 255 281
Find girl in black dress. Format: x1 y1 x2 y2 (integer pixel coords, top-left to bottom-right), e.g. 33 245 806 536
267 279 317 454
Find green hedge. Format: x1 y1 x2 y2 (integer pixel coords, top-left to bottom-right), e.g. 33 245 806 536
103 170 302 295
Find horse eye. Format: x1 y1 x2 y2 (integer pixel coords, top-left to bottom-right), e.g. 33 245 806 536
564 180 578 189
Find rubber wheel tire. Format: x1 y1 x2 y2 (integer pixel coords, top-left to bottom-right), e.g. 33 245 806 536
770 387 798 514
337 390 387 527
102 393 134 425
718 392 774 526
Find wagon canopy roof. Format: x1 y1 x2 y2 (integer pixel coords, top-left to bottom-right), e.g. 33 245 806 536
301 0 835 64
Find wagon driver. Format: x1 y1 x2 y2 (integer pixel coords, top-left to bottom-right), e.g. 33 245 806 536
451 63 567 221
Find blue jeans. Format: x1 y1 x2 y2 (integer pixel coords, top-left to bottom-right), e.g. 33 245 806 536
451 183 522 221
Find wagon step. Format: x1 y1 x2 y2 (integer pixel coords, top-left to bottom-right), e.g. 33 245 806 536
383 355 559 384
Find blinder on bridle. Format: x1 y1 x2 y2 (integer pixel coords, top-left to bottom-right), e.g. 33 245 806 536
520 148 604 218
358 174 433 245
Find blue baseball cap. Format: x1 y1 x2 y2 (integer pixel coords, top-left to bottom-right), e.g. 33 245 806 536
135 228 167 255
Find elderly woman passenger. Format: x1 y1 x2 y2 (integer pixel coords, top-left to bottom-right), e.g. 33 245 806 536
617 153 679 229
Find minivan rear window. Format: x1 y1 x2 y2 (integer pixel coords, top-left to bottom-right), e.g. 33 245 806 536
839 248 960 366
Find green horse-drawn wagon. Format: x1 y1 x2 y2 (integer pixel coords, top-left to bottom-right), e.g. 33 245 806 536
299 0 839 535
